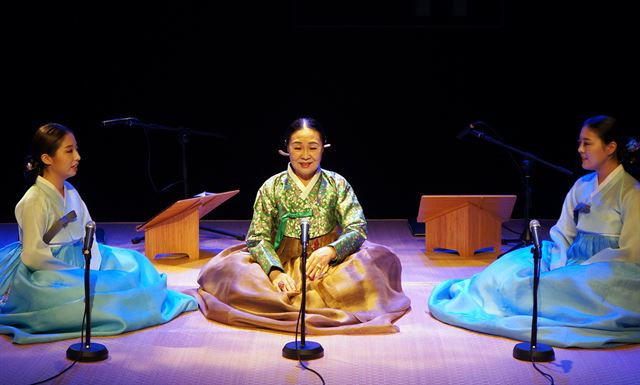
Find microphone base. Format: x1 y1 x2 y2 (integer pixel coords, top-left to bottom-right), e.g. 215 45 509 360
513 342 555 362
66 342 109 362
282 340 324 361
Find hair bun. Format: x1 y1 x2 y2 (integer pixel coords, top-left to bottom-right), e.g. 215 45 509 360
24 155 36 171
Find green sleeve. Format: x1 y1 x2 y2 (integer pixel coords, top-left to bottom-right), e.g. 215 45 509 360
246 185 284 275
328 179 367 265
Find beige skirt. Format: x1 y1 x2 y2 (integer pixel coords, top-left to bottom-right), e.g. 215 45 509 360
194 233 411 335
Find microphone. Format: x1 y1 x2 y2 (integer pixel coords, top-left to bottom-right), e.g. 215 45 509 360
83 221 96 255
529 219 542 250
457 121 486 140
300 218 310 251
101 117 140 127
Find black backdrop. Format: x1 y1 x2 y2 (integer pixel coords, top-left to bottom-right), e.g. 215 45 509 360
3 2 639 224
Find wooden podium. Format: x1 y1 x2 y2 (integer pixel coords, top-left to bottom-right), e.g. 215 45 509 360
417 195 516 259
136 190 239 260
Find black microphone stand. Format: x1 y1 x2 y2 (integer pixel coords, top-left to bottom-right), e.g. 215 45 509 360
67 224 109 362
282 221 324 361
147 122 222 197
107 118 244 241
513 238 555 362
461 125 573 256
504 158 533 249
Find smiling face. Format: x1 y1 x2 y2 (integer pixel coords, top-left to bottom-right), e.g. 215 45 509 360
577 125 617 172
41 132 81 182
287 126 324 182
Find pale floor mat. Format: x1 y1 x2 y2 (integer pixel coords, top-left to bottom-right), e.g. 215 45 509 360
1 284 638 385
1 220 639 384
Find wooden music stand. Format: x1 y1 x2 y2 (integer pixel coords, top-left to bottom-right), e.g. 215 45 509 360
417 195 516 259
136 190 239 260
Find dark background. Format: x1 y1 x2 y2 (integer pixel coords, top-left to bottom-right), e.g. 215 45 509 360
3 1 638 224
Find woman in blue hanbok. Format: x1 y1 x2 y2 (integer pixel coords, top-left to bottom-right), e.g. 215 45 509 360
429 115 640 348
0 123 197 344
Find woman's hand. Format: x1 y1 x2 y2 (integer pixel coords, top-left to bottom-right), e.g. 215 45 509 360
269 270 297 292
306 246 336 281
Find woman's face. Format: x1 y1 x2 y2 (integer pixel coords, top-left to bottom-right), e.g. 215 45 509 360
288 127 323 181
42 133 81 180
577 126 616 171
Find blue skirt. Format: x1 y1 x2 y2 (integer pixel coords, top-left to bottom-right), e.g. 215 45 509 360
428 239 640 348
0 241 197 344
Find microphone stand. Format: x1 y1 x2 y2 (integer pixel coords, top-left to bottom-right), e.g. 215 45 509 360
109 118 244 241
136 120 224 198
462 126 573 256
513 239 555 362
67 225 109 362
504 158 533 249
282 221 324 361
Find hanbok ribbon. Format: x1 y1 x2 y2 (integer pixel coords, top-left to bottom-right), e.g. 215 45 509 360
43 210 77 244
573 203 591 226
273 209 313 250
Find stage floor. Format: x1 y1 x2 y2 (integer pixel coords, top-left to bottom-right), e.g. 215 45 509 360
1 219 638 385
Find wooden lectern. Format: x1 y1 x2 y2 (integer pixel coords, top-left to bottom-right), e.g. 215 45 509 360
136 190 239 260
417 195 516 259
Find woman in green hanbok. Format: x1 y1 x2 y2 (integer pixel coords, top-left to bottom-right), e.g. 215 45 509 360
194 118 411 334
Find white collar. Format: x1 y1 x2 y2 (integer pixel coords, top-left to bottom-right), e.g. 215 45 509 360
36 175 67 205
590 164 623 200
287 163 321 199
